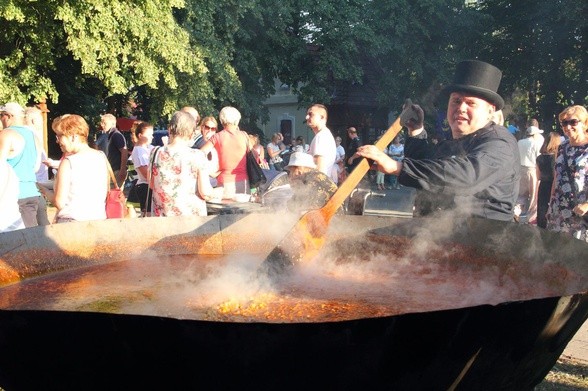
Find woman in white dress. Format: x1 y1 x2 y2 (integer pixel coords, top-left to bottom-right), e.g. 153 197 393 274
37 114 109 223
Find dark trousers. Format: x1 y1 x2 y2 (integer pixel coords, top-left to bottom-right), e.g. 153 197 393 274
134 183 152 213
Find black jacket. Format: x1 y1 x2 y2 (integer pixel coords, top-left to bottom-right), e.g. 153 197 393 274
346 137 362 171
107 128 127 171
192 134 205 149
400 122 520 222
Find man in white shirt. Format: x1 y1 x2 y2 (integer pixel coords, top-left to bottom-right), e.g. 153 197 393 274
24 106 50 225
517 123 544 224
0 102 43 227
306 104 336 176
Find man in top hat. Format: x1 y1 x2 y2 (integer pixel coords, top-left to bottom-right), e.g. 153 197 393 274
356 60 520 221
0 102 43 227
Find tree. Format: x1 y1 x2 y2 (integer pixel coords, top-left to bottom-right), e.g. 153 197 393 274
0 0 209 122
230 0 373 122
347 0 489 131
3 0 583 139
152 0 256 120
477 0 587 129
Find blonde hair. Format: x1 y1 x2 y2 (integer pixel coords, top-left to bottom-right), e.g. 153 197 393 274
558 105 588 125
52 114 89 142
181 106 200 124
24 106 43 126
24 106 44 137
310 103 328 121
199 116 218 128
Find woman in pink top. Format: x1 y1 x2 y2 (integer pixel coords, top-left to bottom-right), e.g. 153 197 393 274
200 106 249 196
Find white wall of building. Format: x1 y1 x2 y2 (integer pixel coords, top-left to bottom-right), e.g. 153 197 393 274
259 80 314 145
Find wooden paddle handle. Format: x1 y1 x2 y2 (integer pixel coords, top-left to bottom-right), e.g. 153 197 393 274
322 116 403 217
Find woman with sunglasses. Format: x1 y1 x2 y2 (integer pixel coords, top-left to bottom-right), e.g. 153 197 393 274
198 116 220 186
546 105 588 241
200 116 218 141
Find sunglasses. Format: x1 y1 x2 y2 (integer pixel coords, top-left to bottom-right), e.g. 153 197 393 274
560 119 581 127
203 125 217 131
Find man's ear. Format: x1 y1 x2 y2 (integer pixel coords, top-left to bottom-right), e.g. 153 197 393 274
487 105 496 121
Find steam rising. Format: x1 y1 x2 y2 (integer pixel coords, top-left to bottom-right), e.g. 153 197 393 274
0 213 584 323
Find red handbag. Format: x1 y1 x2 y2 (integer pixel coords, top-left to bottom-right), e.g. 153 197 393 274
106 188 126 218
105 158 127 219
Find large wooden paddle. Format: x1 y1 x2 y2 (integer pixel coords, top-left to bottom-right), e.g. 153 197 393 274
260 114 404 277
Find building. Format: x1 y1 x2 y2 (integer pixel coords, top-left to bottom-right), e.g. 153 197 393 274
260 75 393 150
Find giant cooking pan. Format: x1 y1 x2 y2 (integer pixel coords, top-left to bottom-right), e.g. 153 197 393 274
0 214 586 390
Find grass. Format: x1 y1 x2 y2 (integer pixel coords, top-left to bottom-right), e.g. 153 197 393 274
536 356 588 390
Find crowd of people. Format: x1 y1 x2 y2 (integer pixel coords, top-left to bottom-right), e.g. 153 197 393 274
0 102 344 226
1 59 587 243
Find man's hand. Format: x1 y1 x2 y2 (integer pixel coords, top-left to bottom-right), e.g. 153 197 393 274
400 99 424 129
355 145 401 175
43 158 60 170
36 184 55 203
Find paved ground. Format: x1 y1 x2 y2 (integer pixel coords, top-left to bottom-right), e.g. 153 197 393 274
562 319 588 364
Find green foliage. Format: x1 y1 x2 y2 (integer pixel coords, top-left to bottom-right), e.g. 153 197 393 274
149 0 255 120
0 0 585 132
282 0 370 105
0 0 206 120
477 0 587 128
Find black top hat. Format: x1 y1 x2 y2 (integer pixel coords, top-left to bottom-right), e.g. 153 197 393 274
440 60 504 110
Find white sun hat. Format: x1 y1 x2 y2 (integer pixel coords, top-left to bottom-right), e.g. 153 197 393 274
526 126 543 135
0 102 25 117
285 152 316 169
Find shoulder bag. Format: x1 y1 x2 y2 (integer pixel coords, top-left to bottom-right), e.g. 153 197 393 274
105 156 128 219
145 146 161 216
242 132 267 188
